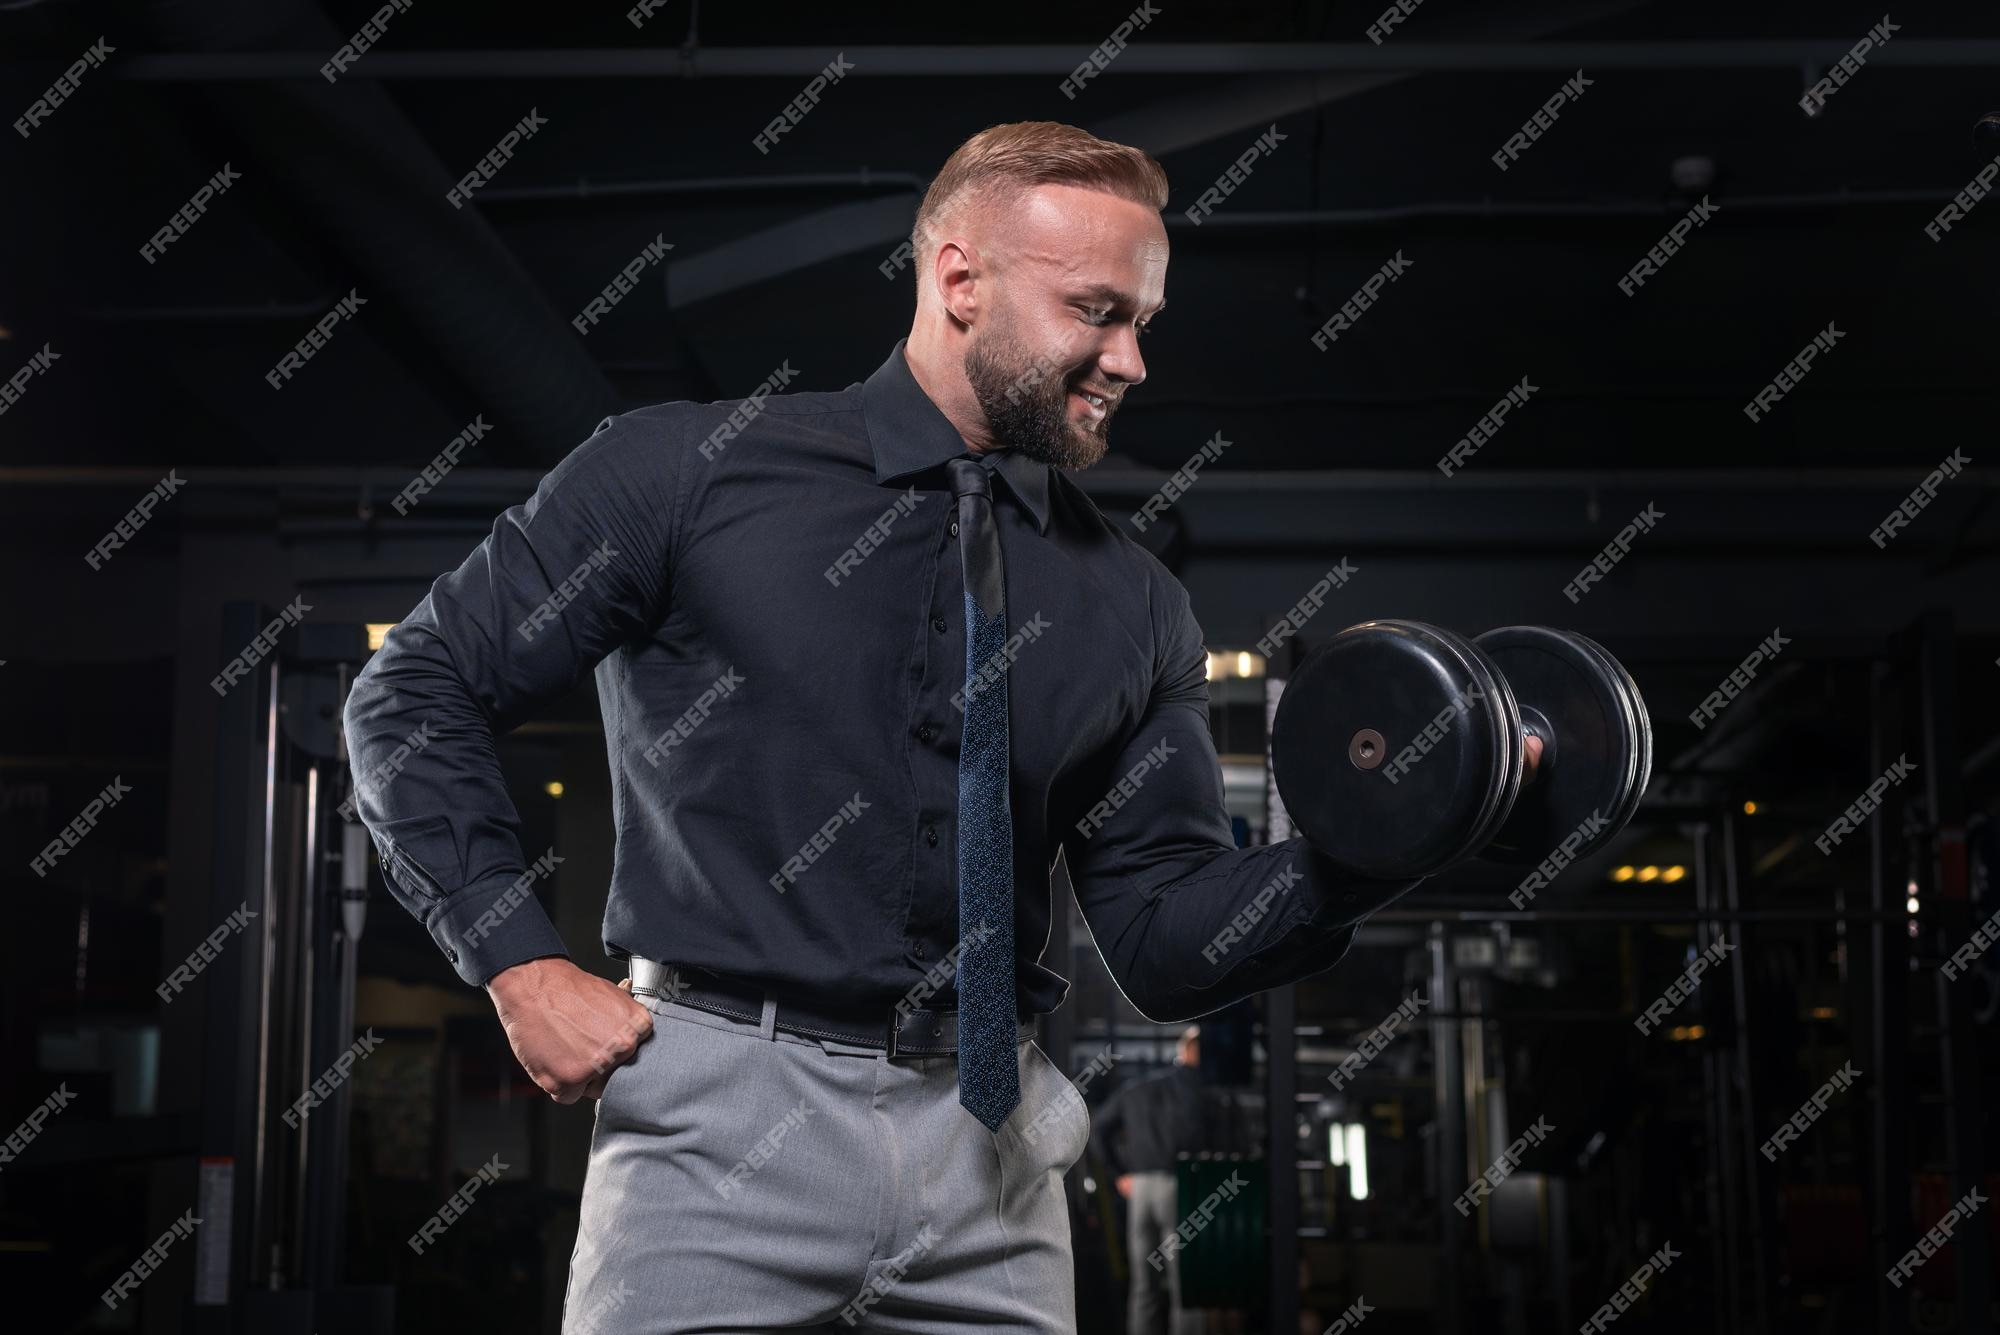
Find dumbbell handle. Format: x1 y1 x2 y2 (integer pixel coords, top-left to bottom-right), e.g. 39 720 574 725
1519 706 1555 787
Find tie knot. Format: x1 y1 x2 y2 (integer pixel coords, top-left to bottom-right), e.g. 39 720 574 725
946 456 992 500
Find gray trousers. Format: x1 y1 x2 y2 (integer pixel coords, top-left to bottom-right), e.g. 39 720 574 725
1126 1170 1200 1335
562 989 1091 1333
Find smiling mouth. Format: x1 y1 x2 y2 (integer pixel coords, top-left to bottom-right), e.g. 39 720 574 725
1071 388 1112 419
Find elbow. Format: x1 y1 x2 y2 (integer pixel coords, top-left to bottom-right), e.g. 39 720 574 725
1119 978 1207 1026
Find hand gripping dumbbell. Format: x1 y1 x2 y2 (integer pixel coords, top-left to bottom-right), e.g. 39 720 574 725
1269 621 1653 878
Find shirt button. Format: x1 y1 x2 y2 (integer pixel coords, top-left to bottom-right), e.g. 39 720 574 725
918 724 934 743
914 942 927 960
926 823 939 848
949 521 959 537
932 617 948 634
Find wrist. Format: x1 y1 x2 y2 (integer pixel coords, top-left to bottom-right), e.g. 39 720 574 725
486 954 570 1002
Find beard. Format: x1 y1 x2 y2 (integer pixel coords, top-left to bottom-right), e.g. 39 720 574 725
963 322 1117 470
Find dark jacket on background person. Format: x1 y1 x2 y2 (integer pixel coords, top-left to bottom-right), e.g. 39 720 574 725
1094 1064 1209 1175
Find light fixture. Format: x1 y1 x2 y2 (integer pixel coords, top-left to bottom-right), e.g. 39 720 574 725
1345 1123 1369 1200
365 622 396 651
1906 896 1920 915
545 781 565 798
1611 865 1636 882
1205 650 1268 681
1662 865 1687 883
1637 865 1660 883
1809 1006 1837 1020
1742 800 1758 815
1666 1024 1706 1042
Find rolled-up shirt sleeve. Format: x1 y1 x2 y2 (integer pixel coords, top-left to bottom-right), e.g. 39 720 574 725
1062 573 1424 1023
342 408 687 985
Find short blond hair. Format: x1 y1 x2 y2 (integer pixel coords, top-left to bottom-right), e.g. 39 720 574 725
911 121 1169 270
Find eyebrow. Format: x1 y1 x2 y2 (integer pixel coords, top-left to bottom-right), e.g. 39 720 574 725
1075 285 1166 319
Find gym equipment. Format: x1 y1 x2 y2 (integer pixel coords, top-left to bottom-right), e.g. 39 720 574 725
1269 621 1651 877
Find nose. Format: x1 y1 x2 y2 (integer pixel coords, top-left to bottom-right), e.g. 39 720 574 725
1096 325 1147 389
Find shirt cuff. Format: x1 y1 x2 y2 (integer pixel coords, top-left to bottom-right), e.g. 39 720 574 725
423 870 571 986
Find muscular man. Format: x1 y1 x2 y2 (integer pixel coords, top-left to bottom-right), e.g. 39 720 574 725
344 120 1464 1333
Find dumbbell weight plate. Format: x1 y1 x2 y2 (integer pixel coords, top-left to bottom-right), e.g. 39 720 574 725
1472 625 1640 864
1429 624 1524 859
1562 629 1653 837
1271 620 1516 879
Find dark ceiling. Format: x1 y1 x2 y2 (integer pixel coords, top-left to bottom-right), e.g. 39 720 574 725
3 0 1997 474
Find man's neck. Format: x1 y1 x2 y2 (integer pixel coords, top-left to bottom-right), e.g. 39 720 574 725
902 333 1002 455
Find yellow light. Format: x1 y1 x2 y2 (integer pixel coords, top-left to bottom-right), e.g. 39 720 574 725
365 622 396 651
1206 650 1267 680
1611 865 1636 882
1742 800 1758 815
545 781 564 798
1637 865 1660 882
1666 1024 1706 1042
1809 1006 1837 1020
1662 865 1686 883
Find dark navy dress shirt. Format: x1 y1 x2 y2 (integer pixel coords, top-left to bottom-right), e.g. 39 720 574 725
342 339 1418 1021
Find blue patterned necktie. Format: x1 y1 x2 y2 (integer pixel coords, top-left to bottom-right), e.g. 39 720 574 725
946 456 1019 1133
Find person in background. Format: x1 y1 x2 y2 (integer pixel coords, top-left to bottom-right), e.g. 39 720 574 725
1094 1025 1210 1335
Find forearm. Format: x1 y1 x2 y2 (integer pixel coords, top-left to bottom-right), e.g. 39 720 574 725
344 612 569 984
1094 838 1422 1022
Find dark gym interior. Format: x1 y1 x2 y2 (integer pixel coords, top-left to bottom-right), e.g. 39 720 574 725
3 2 1998 1332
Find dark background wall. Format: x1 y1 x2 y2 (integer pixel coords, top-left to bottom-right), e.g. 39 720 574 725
3 2 1998 1333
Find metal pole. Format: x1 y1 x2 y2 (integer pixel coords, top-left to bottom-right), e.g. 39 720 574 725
106 40 2000 81
1430 925 1464 1335
1694 823 1742 1333
1915 612 1991 1334
1366 908 1906 924
1265 984 1298 1335
1721 809 1771 1334
1868 658 1914 1335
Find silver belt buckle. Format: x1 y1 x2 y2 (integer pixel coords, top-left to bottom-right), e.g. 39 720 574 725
628 956 677 1002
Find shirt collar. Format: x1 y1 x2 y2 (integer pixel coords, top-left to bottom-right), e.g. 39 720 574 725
861 338 1052 535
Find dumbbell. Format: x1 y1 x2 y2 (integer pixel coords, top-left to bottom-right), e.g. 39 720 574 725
1269 621 1652 879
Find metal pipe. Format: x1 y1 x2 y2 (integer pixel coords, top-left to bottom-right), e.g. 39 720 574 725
1366 908 1905 924
1917 612 1992 1334
473 170 927 203
1170 189 1979 229
109 40 2000 81
1867 658 1914 1335
1693 822 1741 1334
3 465 1994 493
1265 982 1299 1335
1722 809 1771 1334
1429 925 1464 1335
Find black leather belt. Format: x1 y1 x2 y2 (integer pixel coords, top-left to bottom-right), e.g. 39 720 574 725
627 957 1035 1058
